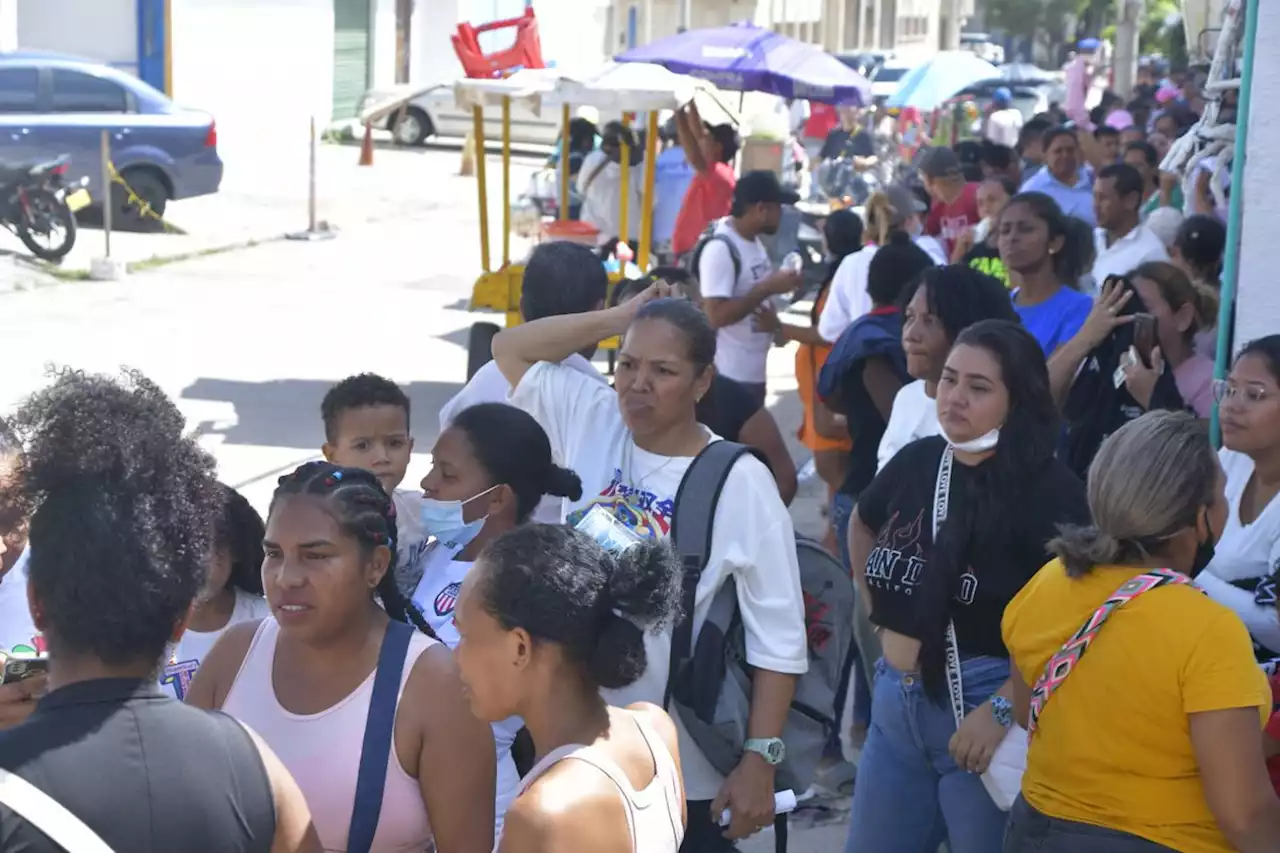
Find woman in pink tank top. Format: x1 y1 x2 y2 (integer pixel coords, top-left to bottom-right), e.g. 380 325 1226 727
188 462 497 853
454 524 687 852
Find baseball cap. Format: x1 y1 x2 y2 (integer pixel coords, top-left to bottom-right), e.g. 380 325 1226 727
1078 38 1101 52
918 146 963 180
992 87 1012 107
733 170 800 207
884 184 928 226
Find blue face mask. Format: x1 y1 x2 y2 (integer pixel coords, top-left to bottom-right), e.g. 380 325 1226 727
420 486 498 554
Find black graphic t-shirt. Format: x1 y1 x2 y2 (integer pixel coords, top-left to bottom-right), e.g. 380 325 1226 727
855 436 1090 657
963 239 1009 288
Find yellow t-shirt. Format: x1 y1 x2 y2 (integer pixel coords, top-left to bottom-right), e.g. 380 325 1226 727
1003 559 1271 853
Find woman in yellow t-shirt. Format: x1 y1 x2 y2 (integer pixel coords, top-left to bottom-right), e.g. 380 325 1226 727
1003 411 1280 853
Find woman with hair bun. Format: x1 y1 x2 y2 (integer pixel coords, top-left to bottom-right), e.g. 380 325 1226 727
455 524 686 852
1003 410 1280 852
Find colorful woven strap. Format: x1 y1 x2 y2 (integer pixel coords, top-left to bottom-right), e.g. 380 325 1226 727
1027 568 1198 735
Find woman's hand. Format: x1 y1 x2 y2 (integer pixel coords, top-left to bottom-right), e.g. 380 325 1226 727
0 674 46 730
614 280 678 329
1077 278 1135 351
948 701 1008 774
1123 345 1164 409
951 227 976 263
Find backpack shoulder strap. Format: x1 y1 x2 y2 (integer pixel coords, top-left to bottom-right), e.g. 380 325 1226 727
347 620 415 853
664 440 766 707
693 233 743 283
0 769 115 853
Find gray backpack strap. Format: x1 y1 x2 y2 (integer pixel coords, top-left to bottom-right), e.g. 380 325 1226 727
664 440 765 708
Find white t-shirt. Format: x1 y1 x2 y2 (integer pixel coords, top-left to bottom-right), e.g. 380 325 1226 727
577 149 647 242
410 543 521 836
437 355 608 526
510 361 808 800
985 108 1025 148
0 549 40 657
876 380 941 473
161 589 269 700
698 219 776 384
818 238 941 343
1090 224 1170 285
392 489 431 586
1197 449 1280 653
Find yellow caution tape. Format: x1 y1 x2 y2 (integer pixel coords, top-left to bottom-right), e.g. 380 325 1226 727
106 161 181 233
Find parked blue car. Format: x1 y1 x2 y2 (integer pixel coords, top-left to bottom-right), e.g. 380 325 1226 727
0 51 222 226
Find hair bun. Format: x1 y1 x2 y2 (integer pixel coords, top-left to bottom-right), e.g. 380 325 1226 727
545 464 584 501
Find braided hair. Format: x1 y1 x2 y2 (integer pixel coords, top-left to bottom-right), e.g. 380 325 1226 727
271 461 436 639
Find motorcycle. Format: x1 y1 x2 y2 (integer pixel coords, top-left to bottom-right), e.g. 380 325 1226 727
0 154 89 262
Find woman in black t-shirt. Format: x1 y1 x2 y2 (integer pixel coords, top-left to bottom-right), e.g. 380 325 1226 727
843 320 1089 853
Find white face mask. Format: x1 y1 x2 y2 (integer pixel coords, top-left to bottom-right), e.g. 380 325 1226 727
943 425 1000 453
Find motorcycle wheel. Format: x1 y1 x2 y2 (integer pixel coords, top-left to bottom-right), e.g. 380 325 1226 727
17 189 77 262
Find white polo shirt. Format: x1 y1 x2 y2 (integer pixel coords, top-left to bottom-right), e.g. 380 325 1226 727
1091 224 1169 285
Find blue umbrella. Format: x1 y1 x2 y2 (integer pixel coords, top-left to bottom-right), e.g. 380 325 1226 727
887 51 999 111
615 23 872 106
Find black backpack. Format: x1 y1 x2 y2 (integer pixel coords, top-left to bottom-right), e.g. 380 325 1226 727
686 222 742 284
666 441 854 852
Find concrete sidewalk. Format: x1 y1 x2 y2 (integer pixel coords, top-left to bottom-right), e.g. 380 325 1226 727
0 141 542 276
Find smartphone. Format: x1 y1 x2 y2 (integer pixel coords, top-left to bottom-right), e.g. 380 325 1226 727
2 655 48 685
1132 313 1157 366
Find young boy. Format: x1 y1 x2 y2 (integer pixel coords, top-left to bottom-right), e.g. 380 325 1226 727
320 373 426 596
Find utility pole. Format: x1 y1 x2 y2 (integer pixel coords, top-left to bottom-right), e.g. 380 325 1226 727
677 0 691 32
1114 0 1143 97
945 0 962 50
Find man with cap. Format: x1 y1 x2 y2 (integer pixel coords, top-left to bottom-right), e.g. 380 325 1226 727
984 87 1024 149
698 170 802 406
918 146 982 261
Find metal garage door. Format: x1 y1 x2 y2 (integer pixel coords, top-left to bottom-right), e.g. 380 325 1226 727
332 0 371 120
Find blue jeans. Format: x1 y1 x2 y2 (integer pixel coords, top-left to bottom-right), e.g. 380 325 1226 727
832 491 873 729
844 656 1011 853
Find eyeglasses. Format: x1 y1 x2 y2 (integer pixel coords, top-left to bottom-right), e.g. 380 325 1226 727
1213 379 1272 406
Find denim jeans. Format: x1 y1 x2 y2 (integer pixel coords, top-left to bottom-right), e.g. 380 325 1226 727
833 491 876 729
844 656 1012 853
1003 796 1178 852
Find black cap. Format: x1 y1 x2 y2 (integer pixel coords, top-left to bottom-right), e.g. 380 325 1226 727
733 170 800 207
918 146 963 180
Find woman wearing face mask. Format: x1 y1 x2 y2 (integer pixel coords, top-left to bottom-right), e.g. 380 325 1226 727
878 265 1019 471
999 192 1093 355
411 401 583 833
844 320 1089 853
1003 411 1280 853
493 285 807 852
952 178 1016 286
455 525 686 852
1192 337 1280 660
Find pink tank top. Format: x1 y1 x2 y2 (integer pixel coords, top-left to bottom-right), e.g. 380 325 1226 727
223 618 436 853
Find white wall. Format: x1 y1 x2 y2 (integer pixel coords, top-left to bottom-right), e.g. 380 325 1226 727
1235 0 1280 347
171 0 333 151
409 0 461 86
0 0 18 52
17 0 136 72
371 0 398 88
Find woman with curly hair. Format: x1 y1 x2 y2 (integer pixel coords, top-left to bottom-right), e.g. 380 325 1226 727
0 368 317 852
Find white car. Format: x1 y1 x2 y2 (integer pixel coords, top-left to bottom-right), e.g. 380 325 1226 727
358 83 563 148
871 62 913 101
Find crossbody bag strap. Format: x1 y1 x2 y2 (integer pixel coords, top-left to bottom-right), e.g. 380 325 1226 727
347 620 415 853
932 446 968 730
0 769 115 853
1027 568 1197 735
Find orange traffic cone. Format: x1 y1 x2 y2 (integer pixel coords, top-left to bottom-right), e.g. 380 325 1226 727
358 122 374 166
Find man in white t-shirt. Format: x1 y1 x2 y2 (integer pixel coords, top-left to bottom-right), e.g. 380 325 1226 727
439 242 610 523
1091 162 1169 285
984 87 1024 149
578 122 647 245
698 171 803 406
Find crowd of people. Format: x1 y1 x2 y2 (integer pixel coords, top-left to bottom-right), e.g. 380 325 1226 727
0 55 1278 853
